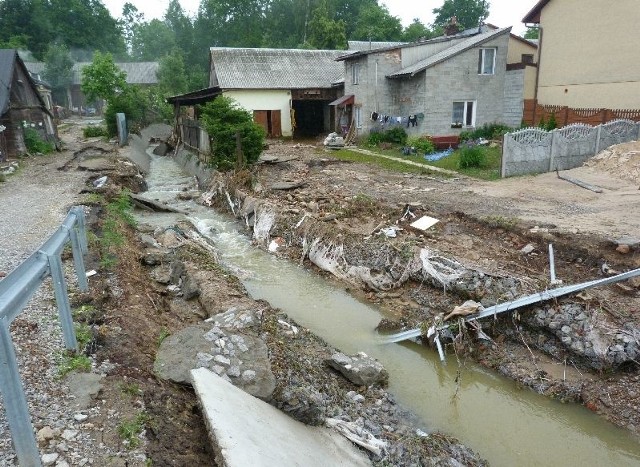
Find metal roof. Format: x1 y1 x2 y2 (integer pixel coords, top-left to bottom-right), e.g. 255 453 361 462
388 27 511 78
210 48 345 90
167 86 222 106
24 61 159 85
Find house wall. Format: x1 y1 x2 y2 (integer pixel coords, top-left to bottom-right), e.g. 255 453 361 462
537 0 640 108
421 34 509 136
224 89 293 137
503 69 525 128
506 36 537 65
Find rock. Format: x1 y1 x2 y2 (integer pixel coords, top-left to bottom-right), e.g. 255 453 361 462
73 413 88 422
150 264 172 284
616 244 631 254
152 142 171 156
64 373 104 408
613 236 640 249
214 355 231 367
41 453 59 466
61 430 78 441
139 233 159 248
326 352 389 387
275 386 326 426
181 272 201 300
520 243 535 254
141 248 171 266
37 426 55 444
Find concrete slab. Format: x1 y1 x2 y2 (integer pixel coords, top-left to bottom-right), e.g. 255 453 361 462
191 367 371 467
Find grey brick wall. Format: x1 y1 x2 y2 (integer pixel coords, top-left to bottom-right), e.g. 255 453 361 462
503 69 525 128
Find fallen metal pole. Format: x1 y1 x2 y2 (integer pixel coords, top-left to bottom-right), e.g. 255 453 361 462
549 244 557 283
382 266 640 344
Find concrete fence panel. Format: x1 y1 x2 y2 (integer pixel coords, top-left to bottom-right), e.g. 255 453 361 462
502 119 640 177
501 128 553 177
550 124 598 171
596 119 640 153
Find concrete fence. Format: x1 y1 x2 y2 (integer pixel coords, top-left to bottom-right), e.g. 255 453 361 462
501 119 640 177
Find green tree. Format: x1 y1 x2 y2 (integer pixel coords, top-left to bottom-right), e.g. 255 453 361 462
0 0 52 59
43 43 74 106
432 0 490 30
81 51 127 105
401 19 434 42
524 27 539 39
120 2 144 54
307 1 347 49
199 96 265 170
352 3 402 41
157 49 188 95
130 19 176 61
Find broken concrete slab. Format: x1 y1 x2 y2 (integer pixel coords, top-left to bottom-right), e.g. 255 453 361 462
64 373 104 408
191 367 371 467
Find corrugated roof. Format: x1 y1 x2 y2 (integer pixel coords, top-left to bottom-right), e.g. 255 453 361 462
72 62 159 85
24 61 159 85
210 48 345 90
348 41 407 51
388 27 511 78
0 49 51 116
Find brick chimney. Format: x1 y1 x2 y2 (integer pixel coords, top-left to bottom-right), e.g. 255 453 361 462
444 16 460 36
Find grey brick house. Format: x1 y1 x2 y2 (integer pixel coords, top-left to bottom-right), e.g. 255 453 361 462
337 27 518 138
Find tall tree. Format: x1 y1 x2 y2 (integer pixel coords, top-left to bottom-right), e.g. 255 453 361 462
130 19 176 61
0 0 52 59
157 48 188 95
401 19 434 42
432 0 490 30
352 3 402 41
43 43 74 106
524 27 539 40
120 2 144 54
307 0 347 49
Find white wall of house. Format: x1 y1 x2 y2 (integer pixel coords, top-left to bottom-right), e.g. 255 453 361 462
224 89 293 137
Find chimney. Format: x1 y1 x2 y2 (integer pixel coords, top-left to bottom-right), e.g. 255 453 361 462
444 16 460 36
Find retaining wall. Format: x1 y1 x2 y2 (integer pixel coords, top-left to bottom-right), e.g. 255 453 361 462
501 119 640 177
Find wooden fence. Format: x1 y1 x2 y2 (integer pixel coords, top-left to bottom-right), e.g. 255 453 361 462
523 99 640 127
177 117 211 164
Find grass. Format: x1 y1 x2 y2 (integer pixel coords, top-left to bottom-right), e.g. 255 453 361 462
120 382 142 397
157 328 170 347
74 323 93 351
57 352 92 377
347 144 503 180
98 190 136 269
117 412 148 449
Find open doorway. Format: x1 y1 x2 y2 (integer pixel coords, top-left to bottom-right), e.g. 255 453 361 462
291 100 327 138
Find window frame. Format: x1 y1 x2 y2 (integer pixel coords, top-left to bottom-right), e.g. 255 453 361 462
452 100 476 128
352 62 360 85
478 48 497 75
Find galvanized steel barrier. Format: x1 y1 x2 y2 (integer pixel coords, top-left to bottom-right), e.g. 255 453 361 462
0 206 88 467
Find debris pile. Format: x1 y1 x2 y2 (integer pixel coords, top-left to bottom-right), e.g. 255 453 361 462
585 140 640 184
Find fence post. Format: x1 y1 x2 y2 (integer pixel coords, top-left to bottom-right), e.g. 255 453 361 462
595 125 602 155
45 253 78 351
0 318 42 467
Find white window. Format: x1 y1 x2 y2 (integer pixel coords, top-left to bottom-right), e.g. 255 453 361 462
478 48 496 75
355 106 362 128
452 101 475 128
352 62 360 85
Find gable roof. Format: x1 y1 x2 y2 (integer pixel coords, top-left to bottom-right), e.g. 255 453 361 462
388 27 511 78
523 0 551 23
210 48 344 90
0 49 51 116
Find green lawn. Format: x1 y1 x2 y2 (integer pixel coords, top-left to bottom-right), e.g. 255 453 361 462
325 145 502 180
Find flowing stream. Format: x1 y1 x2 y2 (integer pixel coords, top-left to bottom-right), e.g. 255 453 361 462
135 150 640 467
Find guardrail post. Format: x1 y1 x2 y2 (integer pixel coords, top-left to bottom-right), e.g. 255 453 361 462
0 318 42 467
45 253 78 351
73 206 88 256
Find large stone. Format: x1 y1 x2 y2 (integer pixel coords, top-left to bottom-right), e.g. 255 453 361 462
326 351 389 387
155 322 276 400
64 373 104 408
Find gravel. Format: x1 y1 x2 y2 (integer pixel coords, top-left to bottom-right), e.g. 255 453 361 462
0 125 141 466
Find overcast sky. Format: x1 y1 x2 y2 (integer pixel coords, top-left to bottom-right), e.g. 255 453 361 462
103 0 533 35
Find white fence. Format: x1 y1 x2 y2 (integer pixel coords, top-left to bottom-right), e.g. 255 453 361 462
501 119 640 177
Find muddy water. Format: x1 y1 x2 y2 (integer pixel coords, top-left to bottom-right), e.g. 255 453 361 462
136 152 640 467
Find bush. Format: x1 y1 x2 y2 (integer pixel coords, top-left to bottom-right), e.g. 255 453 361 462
407 136 435 154
546 112 557 131
366 131 385 147
458 146 487 169
23 127 54 154
365 127 408 147
460 122 513 142
199 96 266 170
83 126 108 138
104 87 148 137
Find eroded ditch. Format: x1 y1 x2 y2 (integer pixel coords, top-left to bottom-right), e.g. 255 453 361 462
132 138 640 466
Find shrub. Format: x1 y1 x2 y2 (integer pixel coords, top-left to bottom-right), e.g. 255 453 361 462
199 96 266 170
366 131 385 147
458 146 487 169
23 127 54 154
546 112 557 131
384 127 408 145
104 87 148 137
83 126 108 138
461 123 513 142
407 136 435 154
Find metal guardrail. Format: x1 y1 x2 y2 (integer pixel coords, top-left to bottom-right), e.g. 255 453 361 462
0 206 88 467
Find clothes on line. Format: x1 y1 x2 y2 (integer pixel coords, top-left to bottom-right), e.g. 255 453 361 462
370 111 425 127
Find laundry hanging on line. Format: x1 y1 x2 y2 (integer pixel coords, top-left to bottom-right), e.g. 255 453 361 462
371 111 425 128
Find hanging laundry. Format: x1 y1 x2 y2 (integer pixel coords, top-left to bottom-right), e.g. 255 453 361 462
371 111 379 121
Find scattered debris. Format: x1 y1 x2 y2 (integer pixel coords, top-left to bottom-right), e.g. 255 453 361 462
129 193 188 214
520 243 535 254
325 418 387 457
269 180 306 191
443 300 483 322
323 133 345 149
410 215 439 231
92 175 107 188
